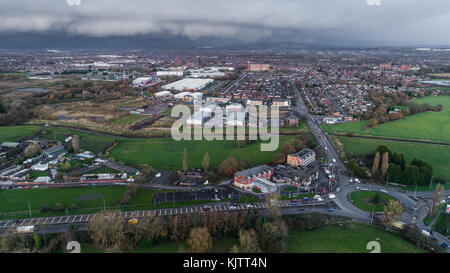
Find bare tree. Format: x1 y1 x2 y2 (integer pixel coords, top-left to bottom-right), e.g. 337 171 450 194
230 229 261 253
430 184 445 218
202 152 210 172
372 152 380 176
187 227 213 253
88 210 126 249
72 135 80 153
24 144 41 157
381 152 389 179
183 148 188 172
383 199 403 229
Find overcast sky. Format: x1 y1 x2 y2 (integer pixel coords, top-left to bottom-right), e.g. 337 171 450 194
0 0 449 47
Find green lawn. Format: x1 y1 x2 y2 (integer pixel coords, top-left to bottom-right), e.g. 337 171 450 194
349 191 397 212
333 136 450 181
108 136 297 169
322 96 450 143
287 222 425 253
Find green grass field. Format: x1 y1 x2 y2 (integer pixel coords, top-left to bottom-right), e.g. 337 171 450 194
287 222 425 253
108 136 297 169
0 125 115 154
333 136 450 181
0 187 173 220
349 191 396 212
322 96 450 143
75 238 236 253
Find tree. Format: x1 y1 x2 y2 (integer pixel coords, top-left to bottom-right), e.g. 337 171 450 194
230 229 261 253
372 152 380 175
376 145 391 155
272 153 285 164
187 227 213 253
127 216 164 247
183 149 188 172
383 200 403 229
281 143 296 155
202 152 210 172
257 221 288 253
88 210 126 249
372 194 381 206
72 135 80 154
218 157 240 176
381 152 389 178
24 144 42 157
33 232 41 251
430 184 445 218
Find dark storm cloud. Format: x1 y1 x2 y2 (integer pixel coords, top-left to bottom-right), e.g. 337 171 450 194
0 0 449 45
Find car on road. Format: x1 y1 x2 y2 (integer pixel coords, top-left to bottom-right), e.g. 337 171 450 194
332 159 336 163
356 186 361 190
32 186 39 189
298 207 305 211
380 189 388 193
128 218 138 225
441 242 449 250
328 194 336 199
91 183 96 186
354 178 360 184
328 208 335 212
399 189 406 193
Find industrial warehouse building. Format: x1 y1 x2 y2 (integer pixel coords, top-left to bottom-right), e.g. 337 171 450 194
162 78 213 91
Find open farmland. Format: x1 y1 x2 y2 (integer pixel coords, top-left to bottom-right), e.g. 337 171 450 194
322 96 450 143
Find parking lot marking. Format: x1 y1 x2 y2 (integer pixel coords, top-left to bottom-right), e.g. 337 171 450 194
34 218 42 225
2 221 11 228
85 215 91 221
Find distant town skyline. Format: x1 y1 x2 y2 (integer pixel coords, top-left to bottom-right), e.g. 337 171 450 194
0 0 449 49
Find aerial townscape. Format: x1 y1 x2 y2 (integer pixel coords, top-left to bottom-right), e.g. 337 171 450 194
0 0 448 261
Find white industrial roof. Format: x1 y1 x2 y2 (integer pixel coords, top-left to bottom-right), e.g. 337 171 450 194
162 78 213 91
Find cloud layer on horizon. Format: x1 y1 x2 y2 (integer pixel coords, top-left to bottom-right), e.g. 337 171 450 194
0 0 449 46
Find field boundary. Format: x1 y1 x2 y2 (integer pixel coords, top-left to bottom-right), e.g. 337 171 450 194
330 133 450 146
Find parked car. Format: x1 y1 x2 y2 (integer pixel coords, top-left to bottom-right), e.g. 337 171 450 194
202 206 211 212
246 203 254 209
440 242 449 250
